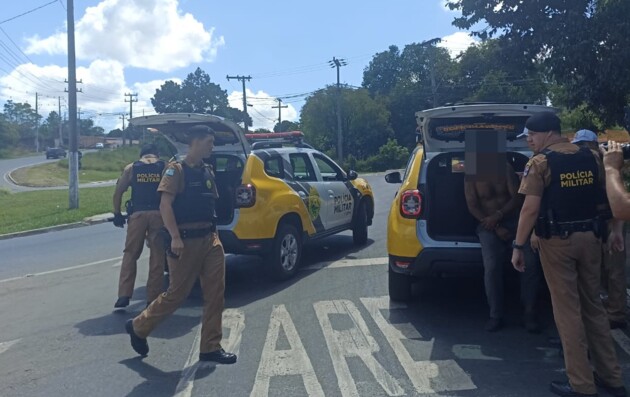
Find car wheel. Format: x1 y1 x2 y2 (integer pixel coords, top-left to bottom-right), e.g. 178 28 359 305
352 201 368 246
389 268 412 302
268 223 302 281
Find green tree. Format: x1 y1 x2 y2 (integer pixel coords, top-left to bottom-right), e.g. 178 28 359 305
446 0 630 126
151 67 252 127
3 100 40 149
0 114 19 157
273 120 300 132
301 86 393 159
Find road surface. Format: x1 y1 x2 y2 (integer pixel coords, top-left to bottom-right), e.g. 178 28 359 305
1 174 629 397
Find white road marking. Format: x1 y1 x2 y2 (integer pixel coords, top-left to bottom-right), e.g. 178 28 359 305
314 299 404 397
0 256 123 284
452 345 502 361
112 261 122 268
250 305 324 397
175 309 245 397
302 257 388 271
361 297 476 394
0 339 20 355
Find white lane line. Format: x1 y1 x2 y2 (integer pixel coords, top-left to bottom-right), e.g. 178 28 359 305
175 309 245 397
611 329 630 358
0 256 123 284
302 257 387 271
452 345 502 361
0 339 21 355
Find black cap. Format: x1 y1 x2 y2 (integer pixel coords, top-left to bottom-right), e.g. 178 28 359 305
140 143 159 157
525 111 561 133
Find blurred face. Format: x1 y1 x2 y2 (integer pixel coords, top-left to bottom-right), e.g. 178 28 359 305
190 135 215 158
526 130 552 153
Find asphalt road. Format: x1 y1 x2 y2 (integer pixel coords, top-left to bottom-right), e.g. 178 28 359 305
0 150 113 192
1 173 630 397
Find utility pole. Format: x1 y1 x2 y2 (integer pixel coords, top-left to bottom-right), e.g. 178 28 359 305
271 98 288 130
34 92 39 152
420 37 441 107
328 57 347 162
226 75 252 131
58 96 63 146
66 0 79 209
119 113 126 131
124 93 138 146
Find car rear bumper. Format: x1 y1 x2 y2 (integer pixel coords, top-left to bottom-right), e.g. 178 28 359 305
389 247 483 277
218 230 273 255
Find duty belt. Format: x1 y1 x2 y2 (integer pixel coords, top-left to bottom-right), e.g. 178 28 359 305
553 220 594 238
179 225 215 239
132 204 160 212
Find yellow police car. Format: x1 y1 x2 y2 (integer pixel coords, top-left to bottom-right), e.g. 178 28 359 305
384 104 556 301
130 114 374 280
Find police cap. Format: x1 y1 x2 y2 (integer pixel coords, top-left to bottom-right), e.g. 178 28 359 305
525 111 561 133
186 125 216 143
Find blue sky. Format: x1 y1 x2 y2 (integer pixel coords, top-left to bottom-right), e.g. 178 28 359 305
0 0 476 132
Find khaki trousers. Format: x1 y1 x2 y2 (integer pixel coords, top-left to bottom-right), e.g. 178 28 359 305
539 231 623 394
132 232 226 353
602 244 628 323
118 211 165 303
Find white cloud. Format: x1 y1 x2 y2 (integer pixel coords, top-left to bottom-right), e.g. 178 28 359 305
228 89 298 131
25 0 225 72
438 32 479 58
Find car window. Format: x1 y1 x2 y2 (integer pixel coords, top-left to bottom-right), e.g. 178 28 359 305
313 154 344 181
264 156 284 178
213 155 243 172
402 147 418 182
289 153 317 182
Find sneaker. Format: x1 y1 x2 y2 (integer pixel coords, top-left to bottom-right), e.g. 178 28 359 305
199 348 237 364
125 319 148 356
114 297 130 308
549 380 597 397
594 372 627 397
485 318 504 332
610 320 627 330
523 311 541 334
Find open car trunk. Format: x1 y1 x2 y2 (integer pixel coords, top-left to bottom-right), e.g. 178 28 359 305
207 153 245 225
424 150 530 242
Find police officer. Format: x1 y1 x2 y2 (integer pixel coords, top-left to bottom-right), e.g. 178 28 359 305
573 130 627 330
125 125 236 364
511 112 626 397
112 144 166 308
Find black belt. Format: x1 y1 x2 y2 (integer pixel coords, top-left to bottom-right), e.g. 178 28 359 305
553 220 594 237
179 226 215 239
133 204 159 212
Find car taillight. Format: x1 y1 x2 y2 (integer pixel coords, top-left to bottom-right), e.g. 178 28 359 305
235 184 256 208
400 190 422 218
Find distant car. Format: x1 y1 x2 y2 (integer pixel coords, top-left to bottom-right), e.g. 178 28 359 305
45 147 66 159
95 143 104 149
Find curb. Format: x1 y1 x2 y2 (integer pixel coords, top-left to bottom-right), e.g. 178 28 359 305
0 213 115 241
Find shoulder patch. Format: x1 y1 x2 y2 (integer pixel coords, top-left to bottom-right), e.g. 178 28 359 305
165 168 175 176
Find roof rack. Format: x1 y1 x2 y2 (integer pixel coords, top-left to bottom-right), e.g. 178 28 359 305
245 131 313 150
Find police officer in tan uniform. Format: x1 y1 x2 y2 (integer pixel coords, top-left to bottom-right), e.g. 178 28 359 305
572 130 627 330
113 144 166 308
125 125 236 364
511 112 626 397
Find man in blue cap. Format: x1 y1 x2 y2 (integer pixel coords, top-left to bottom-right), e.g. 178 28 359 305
572 129 627 330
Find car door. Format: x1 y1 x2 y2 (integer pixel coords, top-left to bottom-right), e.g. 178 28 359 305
288 152 331 232
311 153 354 229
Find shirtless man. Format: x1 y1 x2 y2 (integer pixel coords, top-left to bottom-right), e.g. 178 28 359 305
465 162 542 332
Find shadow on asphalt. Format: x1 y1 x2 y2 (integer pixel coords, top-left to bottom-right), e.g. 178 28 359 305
119 358 215 397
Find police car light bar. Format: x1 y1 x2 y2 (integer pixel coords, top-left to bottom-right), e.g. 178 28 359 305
244 131 304 141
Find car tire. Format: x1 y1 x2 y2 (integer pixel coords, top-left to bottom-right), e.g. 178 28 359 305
268 223 302 281
352 201 368 246
389 268 412 301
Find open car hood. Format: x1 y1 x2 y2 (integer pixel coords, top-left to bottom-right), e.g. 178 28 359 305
129 113 251 155
415 104 559 153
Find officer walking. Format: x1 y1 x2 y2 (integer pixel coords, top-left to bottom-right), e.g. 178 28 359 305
511 112 626 397
113 144 166 308
125 125 236 364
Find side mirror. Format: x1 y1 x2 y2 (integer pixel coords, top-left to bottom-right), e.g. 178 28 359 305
347 170 358 181
384 171 402 184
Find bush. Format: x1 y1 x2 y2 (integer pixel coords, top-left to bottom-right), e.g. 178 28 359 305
363 138 410 172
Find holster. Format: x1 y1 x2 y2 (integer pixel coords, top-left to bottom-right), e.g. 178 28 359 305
125 200 134 216
593 217 607 242
535 215 551 239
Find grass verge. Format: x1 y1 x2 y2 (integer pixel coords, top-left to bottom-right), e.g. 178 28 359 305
0 186 129 235
9 147 140 187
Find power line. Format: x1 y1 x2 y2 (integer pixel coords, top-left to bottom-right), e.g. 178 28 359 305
0 0 59 25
